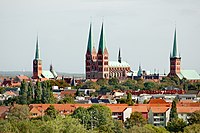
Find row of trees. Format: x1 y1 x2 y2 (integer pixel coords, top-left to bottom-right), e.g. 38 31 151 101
81 77 200 95
0 104 200 133
4 80 55 105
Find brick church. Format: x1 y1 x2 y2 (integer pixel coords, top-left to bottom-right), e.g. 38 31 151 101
168 28 200 82
85 23 131 80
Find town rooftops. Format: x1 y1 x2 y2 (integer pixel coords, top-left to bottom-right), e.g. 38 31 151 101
108 61 130 68
177 70 200 80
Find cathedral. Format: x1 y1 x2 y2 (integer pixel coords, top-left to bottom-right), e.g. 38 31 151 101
85 23 131 80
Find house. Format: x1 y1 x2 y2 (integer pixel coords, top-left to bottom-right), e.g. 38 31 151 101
14 75 30 82
1 79 21 87
148 107 170 126
177 107 200 122
177 102 200 122
131 105 148 119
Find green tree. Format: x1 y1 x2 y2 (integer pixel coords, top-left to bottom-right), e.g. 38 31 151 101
87 104 114 131
166 118 187 133
184 124 200 133
75 88 80 96
27 81 34 104
144 124 169 133
96 78 108 86
0 87 5 94
144 82 156 90
108 78 119 86
188 110 200 125
34 81 42 103
126 126 154 133
82 81 100 90
170 99 178 120
58 95 75 104
7 105 30 121
71 107 90 127
125 112 147 128
112 120 125 133
19 80 28 104
44 105 58 119
126 92 134 106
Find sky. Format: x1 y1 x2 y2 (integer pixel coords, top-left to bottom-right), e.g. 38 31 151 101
0 0 200 74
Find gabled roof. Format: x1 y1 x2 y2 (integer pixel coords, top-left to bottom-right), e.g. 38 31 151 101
148 99 168 104
150 107 170 113
109 61 130 68
177 70 200 80
42 70 55 79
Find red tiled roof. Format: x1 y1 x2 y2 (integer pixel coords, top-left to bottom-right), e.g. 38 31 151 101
131 106 148 113
148 99 168 104
150 107 170 113
177 107 200 113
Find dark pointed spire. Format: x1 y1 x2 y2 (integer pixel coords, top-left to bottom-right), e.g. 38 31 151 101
98 22 106 53
87 23 93 54
71 76 76 87
118 48 122 63
35 35 40 60
137 64 142 76
171 28 179 58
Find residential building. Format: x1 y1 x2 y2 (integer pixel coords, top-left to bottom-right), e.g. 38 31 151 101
148 107 170 126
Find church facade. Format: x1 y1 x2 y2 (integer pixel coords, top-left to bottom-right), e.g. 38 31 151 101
85 23 131 80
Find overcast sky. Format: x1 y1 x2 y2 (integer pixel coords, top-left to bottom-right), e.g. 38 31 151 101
0 0 200 74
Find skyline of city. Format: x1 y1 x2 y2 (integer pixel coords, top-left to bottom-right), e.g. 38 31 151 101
0 0 200 73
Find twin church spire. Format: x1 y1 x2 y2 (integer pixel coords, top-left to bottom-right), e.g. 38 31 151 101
86 22 107 55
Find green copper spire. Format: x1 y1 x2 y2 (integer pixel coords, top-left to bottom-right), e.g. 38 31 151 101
172 28 179 58
98 23 106 53
137 64 142 76
35 36 40 60
87 23 93 54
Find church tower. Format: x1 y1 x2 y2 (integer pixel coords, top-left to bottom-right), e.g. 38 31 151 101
32 36 42 79
85 23 98 79
168 28 181 77
97 23 109 79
